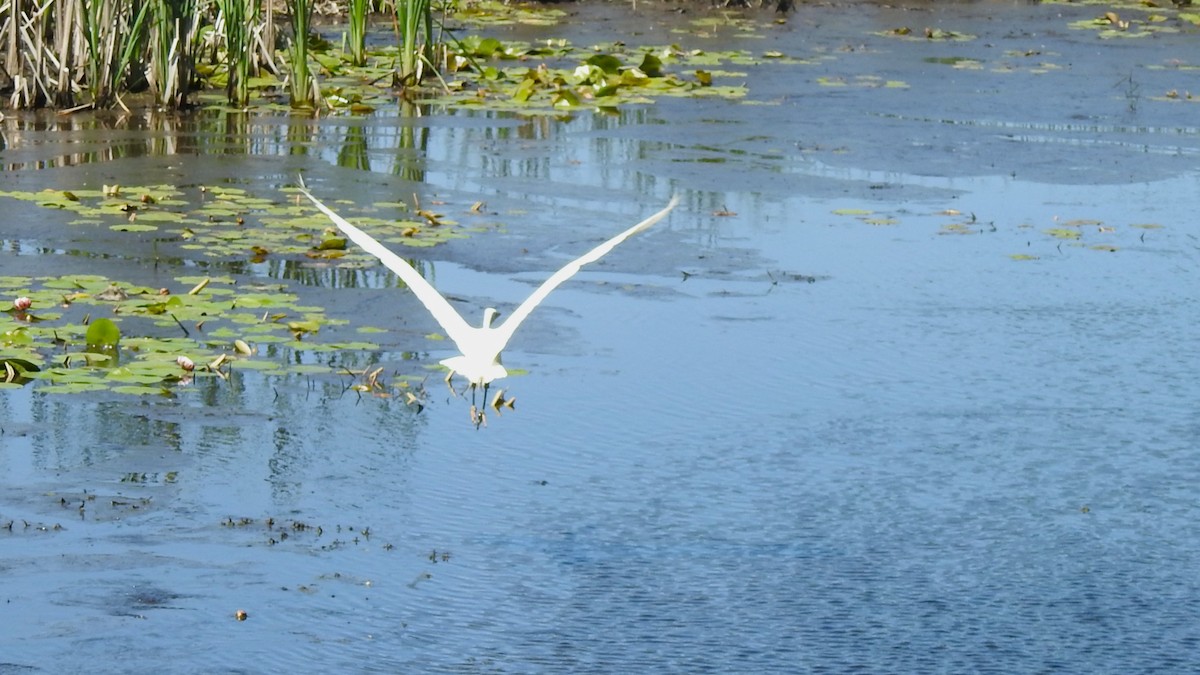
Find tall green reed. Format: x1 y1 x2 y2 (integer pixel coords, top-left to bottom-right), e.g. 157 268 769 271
80 0 151 109
216 0 250 105
394 0 433 88
347 0 368 67
286 0 316 108
145 0 200 108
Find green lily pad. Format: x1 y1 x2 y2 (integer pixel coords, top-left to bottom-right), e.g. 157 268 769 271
1045 228 1083 240
85 318 121 351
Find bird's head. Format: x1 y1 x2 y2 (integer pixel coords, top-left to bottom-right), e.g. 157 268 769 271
481 307 500 329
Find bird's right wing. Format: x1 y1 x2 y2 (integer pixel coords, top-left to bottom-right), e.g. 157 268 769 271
493 195 680 350
296 181 477 347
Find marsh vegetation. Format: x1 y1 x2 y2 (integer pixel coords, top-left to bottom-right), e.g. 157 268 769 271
0 0 443 110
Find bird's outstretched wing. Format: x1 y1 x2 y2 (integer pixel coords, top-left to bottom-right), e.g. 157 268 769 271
493 195 680 350
296 180 477 347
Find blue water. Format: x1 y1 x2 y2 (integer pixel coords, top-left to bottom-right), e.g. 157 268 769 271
4 1 1200 672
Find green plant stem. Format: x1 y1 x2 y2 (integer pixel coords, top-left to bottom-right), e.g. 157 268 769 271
287 0 314 108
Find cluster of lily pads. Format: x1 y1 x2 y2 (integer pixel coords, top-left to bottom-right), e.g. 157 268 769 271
0 182 506 397
0 183 475 261
281 35 781 115
0 272 386 394
1049 0 1200 39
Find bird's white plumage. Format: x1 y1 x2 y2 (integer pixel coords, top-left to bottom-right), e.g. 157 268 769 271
297 180 678 387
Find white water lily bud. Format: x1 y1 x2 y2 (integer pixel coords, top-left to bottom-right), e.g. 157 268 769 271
176 356 195 372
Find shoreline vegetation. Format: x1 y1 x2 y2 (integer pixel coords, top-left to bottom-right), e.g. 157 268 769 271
0 0 758 116
0 0 452 111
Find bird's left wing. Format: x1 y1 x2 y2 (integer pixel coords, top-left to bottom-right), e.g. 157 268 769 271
296 180 477 347
493 195 680 350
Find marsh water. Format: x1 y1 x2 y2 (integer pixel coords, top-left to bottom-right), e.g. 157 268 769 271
4 1 1200 671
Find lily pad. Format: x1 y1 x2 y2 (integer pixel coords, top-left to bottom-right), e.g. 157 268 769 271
85 318 121 352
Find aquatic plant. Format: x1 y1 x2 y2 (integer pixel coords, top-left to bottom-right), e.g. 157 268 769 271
286 0 318 108
3 0 78 107
394 0 436 87
0 271 389 394
145 0 202 108
216 0 251 105
80 0 152 109
347 0 370 67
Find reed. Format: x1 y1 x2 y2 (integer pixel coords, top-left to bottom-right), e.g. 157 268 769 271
4 0 76 107
80 0 150 109
286 0 316 108
1 0 429 110
255 0 276 77
394 0 434 88
347 0 368 67
216 0 250 105
145 0 200 108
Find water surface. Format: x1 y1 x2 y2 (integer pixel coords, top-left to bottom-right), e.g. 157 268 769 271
3 1 1200 672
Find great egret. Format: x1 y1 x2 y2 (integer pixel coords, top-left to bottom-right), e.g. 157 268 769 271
297 181 679 392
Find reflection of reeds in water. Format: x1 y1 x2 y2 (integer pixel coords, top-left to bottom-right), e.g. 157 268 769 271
338 123 370 170
396 98 426 182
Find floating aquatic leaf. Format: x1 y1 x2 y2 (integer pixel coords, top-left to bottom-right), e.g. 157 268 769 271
85 318 121 352
1 357 39 384
586 54 623 74
63 351 115 366
638 53 664 78
287 320 321 336
878 27 977 41
940 223 976 235
125 211 185 223
1045 228 1083 240
110 223 159 232
925 56 983 67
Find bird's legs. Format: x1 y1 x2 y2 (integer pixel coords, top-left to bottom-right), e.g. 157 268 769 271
443 368 494 428
470 383 488 428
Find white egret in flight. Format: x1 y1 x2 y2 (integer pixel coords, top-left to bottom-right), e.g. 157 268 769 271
297 181 679 393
